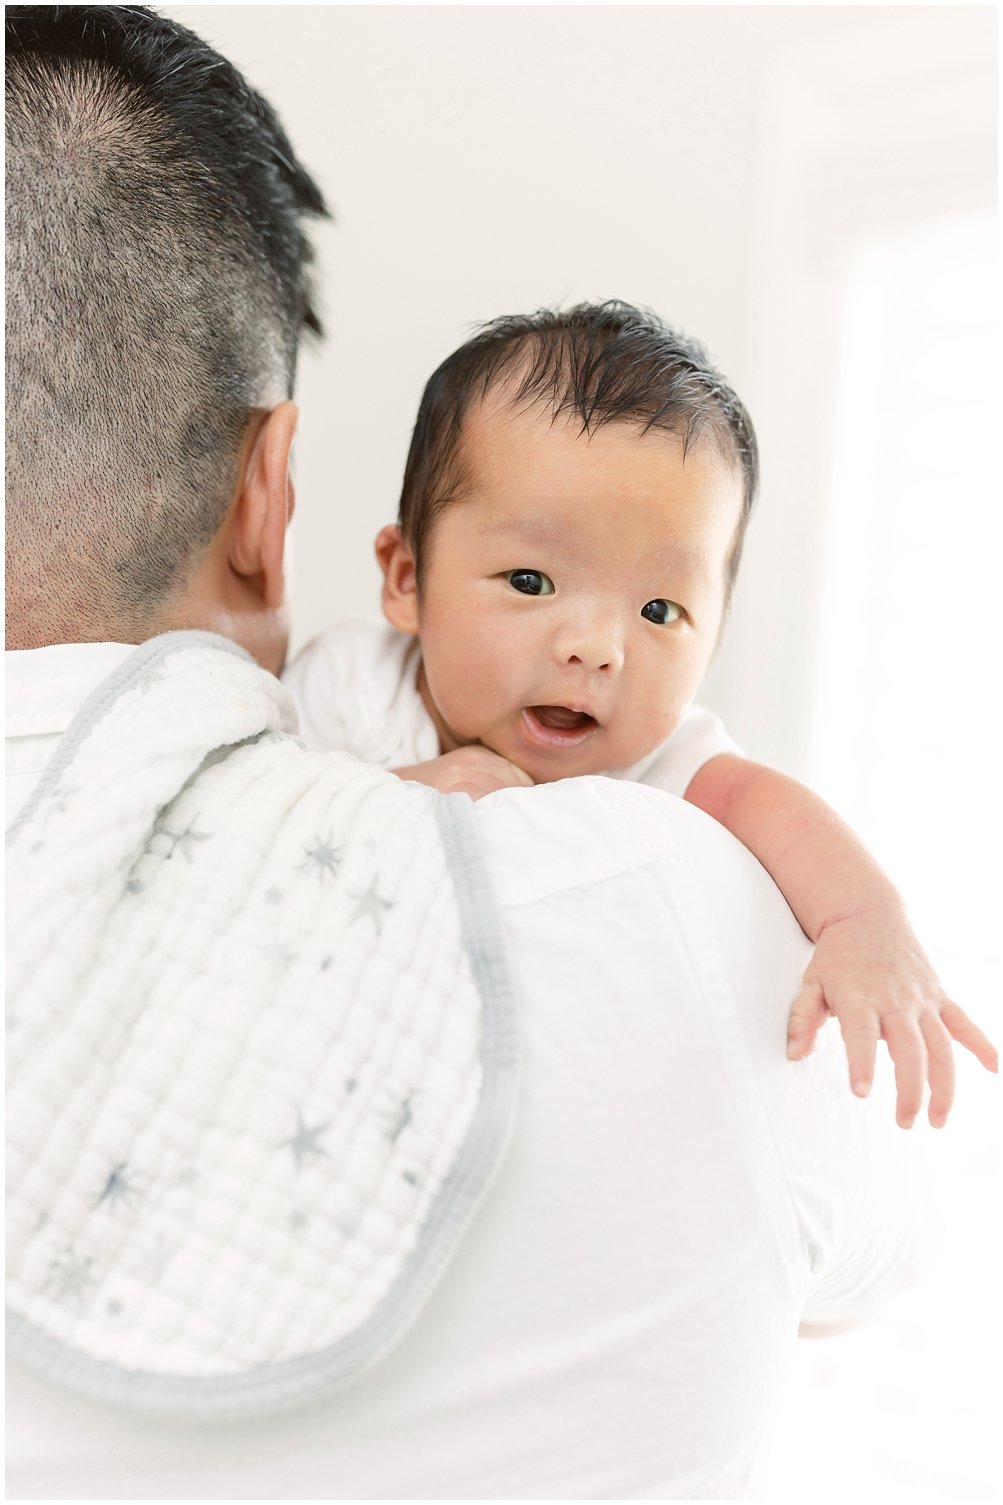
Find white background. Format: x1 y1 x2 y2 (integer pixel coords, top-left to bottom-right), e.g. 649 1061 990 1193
165 6 1000 1498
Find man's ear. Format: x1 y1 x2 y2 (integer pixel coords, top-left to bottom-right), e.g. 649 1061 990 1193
375 524 420 634
231 401 298 608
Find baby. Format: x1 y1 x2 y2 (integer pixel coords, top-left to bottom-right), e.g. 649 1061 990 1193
285 301 996 1126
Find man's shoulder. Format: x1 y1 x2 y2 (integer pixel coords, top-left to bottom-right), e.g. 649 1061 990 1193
476 774 795 933
475 773 930 1335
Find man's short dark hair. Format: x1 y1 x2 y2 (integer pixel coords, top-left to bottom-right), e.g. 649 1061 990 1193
399 301 759 595
5 5 328 641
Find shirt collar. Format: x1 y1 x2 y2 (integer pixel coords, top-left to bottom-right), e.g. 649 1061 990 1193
5 642 135 738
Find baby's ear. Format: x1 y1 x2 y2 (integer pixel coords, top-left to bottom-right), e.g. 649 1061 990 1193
375 524 419 635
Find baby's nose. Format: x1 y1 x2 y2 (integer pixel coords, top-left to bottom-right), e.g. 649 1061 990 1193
559 619 625 673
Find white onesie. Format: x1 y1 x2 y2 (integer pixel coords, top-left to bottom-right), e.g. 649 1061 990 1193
283 617 741 795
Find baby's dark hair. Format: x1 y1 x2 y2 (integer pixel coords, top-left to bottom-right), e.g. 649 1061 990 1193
399 300 759 594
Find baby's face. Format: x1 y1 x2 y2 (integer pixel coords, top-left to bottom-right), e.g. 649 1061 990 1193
412 396 743 783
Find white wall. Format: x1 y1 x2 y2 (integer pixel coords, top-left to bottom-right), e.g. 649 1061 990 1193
166 5 995 764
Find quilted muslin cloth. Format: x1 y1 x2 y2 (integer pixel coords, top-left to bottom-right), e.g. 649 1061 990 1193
6 632 520 1418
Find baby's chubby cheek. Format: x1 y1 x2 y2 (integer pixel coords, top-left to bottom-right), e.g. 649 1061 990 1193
602 726 674 774
417 655 499 753
609 691 685 759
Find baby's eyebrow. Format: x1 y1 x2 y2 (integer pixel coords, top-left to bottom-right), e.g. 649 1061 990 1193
653 538 712 576
486 517 569 547
486 516 711 578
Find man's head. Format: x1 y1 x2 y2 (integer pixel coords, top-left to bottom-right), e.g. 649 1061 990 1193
5 6 327 664
376 302 759 781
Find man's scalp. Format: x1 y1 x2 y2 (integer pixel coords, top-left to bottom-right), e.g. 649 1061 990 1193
5 6 328 644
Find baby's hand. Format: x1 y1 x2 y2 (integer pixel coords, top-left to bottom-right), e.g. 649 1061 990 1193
392 747 534 801
787 906 997 1128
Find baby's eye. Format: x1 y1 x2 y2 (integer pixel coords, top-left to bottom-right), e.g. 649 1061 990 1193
506 569 555 597
641 599 682 626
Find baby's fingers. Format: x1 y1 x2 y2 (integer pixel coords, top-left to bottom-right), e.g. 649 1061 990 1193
881 1012 927 1128
939 1000 998 1073
837 1008 881 1098
787 980 829 1060
921 1012 955 1129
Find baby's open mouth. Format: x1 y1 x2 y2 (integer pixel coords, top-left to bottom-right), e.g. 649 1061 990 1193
521 706 599 752
528 705 597 731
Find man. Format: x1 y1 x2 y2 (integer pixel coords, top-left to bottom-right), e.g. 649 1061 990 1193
5 8 932 1498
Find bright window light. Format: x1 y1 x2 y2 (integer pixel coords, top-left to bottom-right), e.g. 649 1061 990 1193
810 207 1000 985
771 207 1001 1502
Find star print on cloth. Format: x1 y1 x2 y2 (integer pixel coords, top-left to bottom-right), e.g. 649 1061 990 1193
301 834 342 881
91 1161 143 1214
154 814 211 863
381 1092 418 1146
350 876 395 935
45 1249 98 1308
278 1111 329 1169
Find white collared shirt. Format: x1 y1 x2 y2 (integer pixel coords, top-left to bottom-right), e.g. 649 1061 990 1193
5 642 134 825
5 642 934 1500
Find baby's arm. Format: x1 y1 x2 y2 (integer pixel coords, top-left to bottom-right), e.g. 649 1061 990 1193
686 755 997 1127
